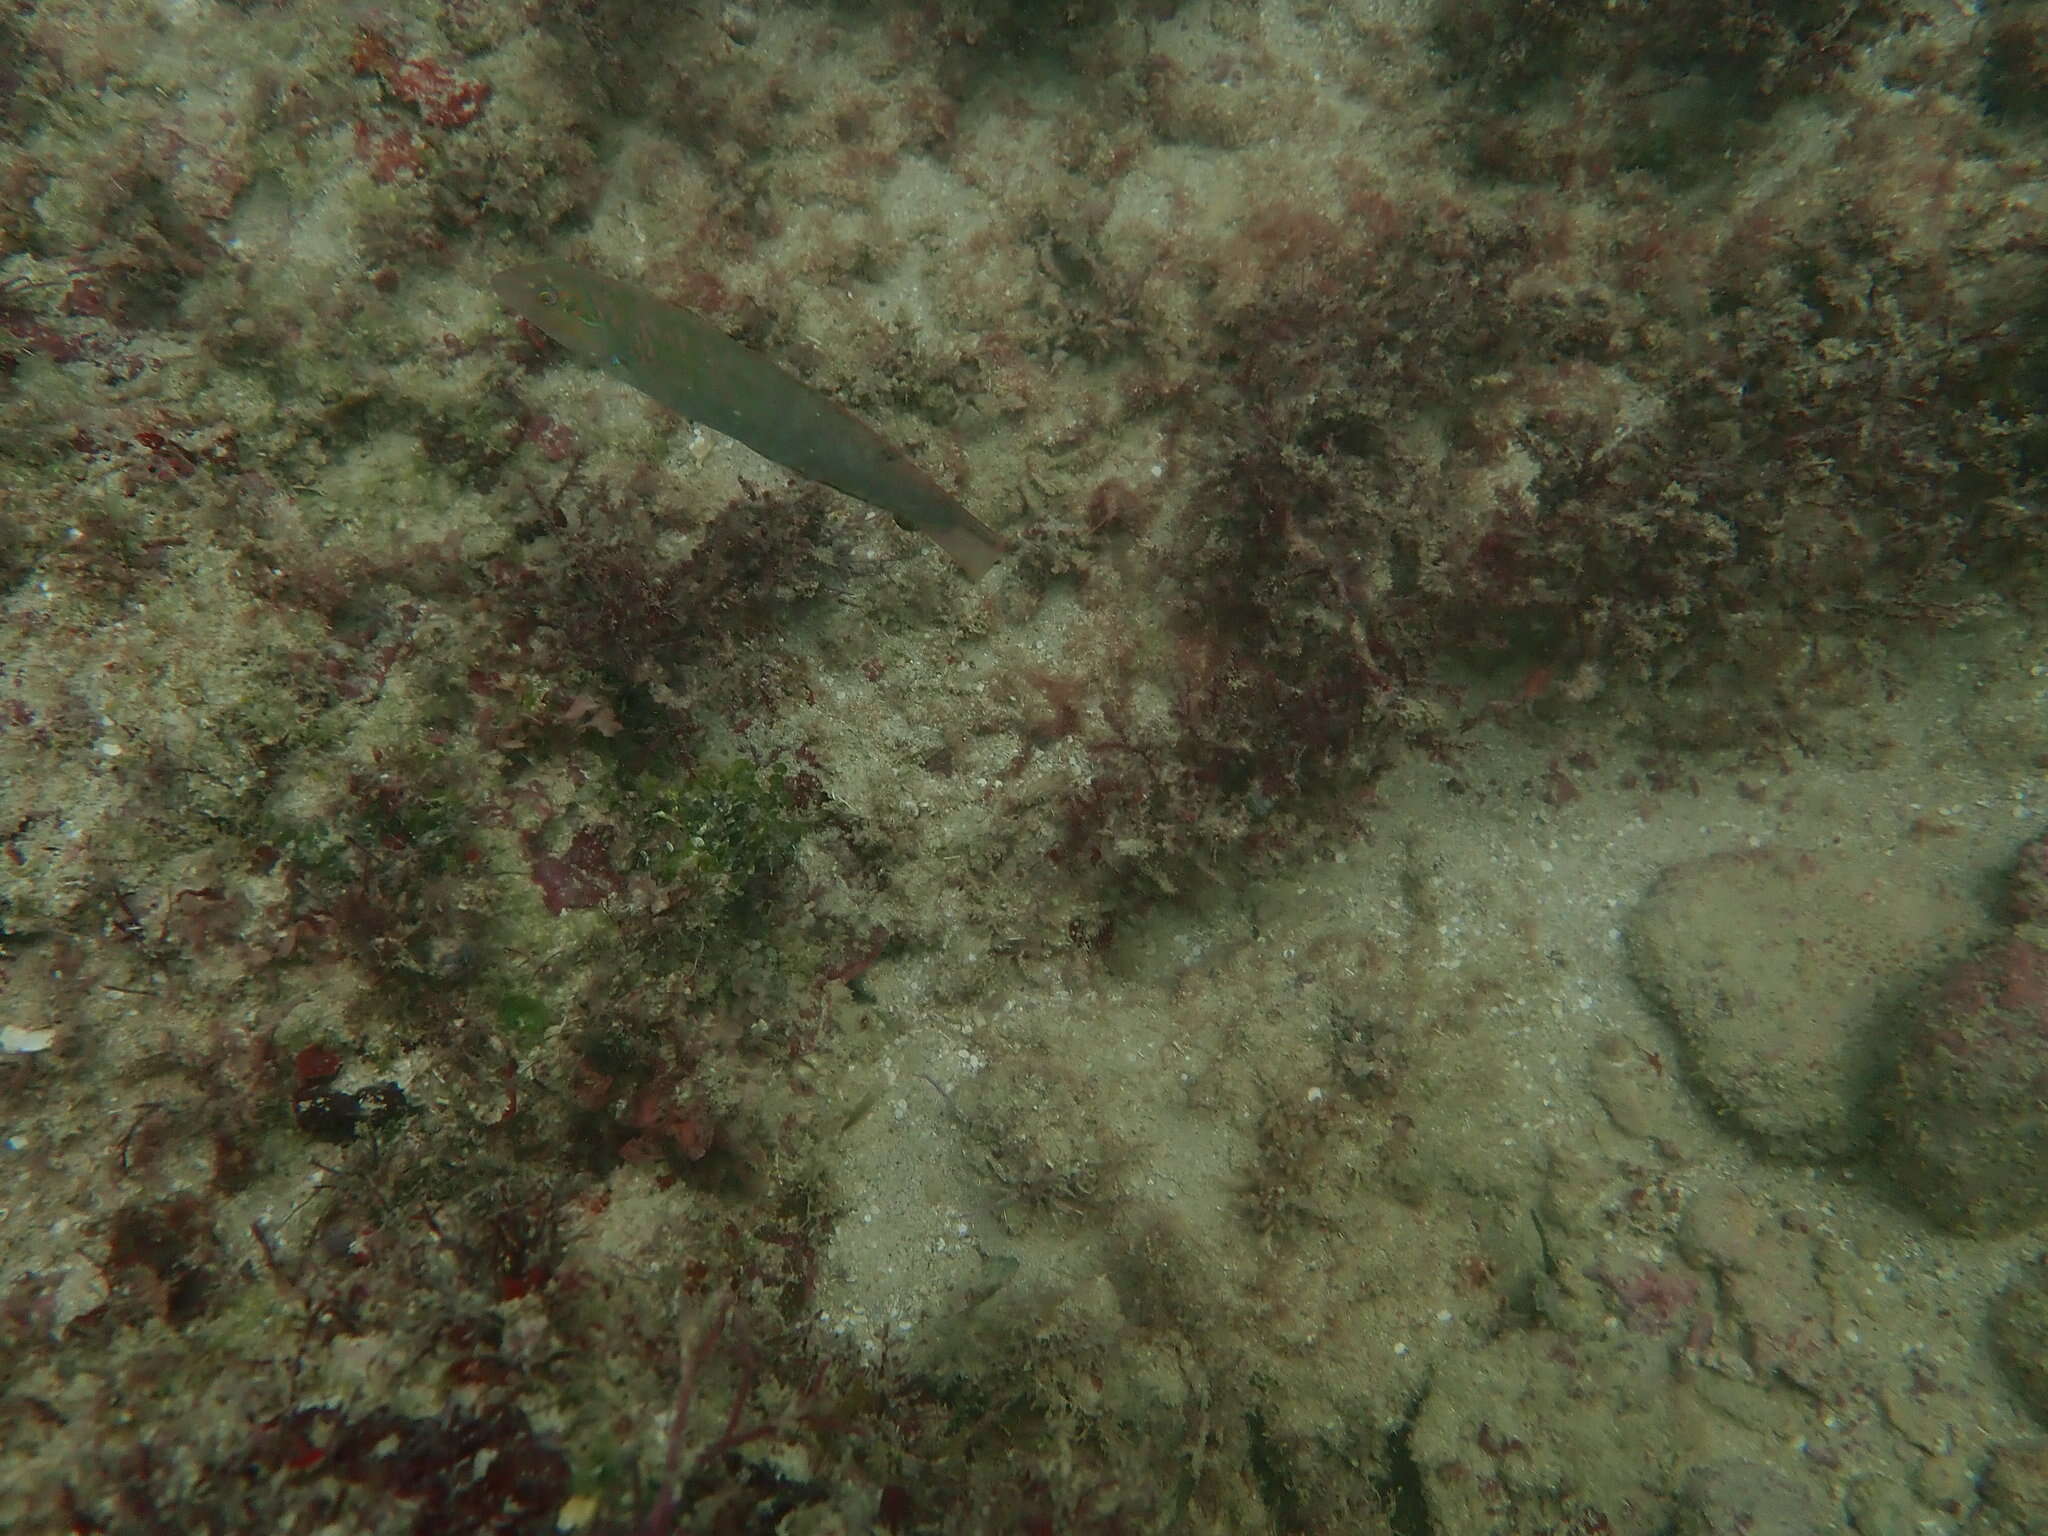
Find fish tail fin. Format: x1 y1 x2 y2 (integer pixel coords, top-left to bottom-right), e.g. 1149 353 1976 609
926 510 1007 580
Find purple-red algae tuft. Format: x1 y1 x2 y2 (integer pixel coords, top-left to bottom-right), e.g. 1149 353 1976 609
1 1 2044 1530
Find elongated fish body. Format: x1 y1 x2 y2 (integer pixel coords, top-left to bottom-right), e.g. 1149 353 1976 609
492 261 1005 579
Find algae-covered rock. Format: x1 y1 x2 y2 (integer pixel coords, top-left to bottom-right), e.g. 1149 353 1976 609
1626 848 1968 1161
2010 831 2048 927
1991 1265 2048 1426
1878 840 2048 1237
1880 933 2048 1235
1410 1327 1680 1536
1672 1459 1825 1536
1974 1439 2048 1536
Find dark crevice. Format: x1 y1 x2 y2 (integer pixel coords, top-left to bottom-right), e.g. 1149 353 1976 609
1380 1416 1435 1536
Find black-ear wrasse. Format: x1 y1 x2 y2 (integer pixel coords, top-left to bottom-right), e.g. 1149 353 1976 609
491 260 1006 579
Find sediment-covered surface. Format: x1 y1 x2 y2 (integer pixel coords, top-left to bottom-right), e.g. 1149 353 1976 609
2 1 2045 1530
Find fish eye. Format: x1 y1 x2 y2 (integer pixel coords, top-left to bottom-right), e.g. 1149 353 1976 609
538 287 560 307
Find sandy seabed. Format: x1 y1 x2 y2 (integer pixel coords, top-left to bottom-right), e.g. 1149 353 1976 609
1 1 2045 1531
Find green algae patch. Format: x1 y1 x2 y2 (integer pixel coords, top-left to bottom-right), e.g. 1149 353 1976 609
494 989 552 1046
631 758 815 922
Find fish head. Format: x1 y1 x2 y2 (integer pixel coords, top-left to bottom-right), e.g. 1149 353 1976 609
492 263 608 347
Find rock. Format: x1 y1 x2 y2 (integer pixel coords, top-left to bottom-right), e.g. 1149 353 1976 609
1676 1184 1768 1272
1990 1265 2048 1424
1588 1033 1664 1136
1844 1470 1929 1535
1671 1459 1824 1536
1410 1328 1679 1536
1879 931 2048 1235
1626 848 1968 1161
2009 830 2048 927
1975 1439 2048 1536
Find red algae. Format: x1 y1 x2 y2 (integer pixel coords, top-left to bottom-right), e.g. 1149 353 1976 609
1 1 2045 1531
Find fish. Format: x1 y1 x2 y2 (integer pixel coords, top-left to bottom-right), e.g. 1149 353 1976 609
491 261 1006 579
